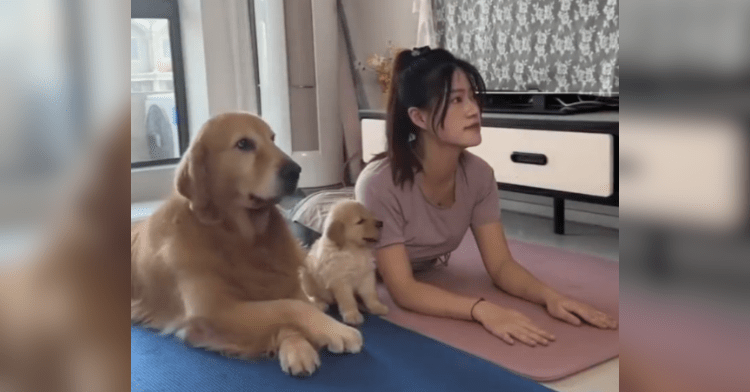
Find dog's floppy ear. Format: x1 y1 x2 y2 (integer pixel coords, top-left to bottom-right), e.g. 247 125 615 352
176 145 220 224
326 220 346 248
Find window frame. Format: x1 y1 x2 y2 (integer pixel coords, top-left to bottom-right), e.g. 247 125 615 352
131 0 190 168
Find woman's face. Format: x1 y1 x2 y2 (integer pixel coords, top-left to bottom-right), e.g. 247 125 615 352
430 69 482 148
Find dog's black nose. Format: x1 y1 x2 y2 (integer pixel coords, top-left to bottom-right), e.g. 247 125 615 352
279 160 302 194
280 160 301 181
375 220 383 229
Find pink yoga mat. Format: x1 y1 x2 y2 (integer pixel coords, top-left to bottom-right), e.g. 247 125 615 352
375 231 619 382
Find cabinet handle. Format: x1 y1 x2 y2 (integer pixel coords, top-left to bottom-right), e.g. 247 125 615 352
511 152 548 166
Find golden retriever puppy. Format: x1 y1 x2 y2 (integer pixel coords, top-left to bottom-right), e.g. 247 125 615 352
301 200 389 325
131 112 362 377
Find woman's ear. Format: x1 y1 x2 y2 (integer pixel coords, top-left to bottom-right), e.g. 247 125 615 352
407 107 429 130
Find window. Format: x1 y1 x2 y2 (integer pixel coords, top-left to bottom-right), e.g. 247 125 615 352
163 39 171 59
131 0 189 168
131 38 139 60
131 0 256 204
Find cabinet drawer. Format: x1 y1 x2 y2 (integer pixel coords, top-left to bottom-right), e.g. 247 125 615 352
468 127 613 197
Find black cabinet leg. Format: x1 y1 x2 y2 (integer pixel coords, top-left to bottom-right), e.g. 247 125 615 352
554 198 565 235
646 228 671 280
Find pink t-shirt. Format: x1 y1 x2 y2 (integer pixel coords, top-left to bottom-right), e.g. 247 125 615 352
354 151 501 265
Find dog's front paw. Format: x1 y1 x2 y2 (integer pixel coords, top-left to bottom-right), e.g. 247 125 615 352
368 302 389 315
342 310 364 325
279 337 321 377
324 322 363 354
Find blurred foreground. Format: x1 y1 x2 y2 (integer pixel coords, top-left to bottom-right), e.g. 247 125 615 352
1 1 130 391
0 0 749 390
620 0 750 390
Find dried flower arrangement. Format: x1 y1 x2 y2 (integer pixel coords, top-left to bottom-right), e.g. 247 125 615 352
361 42 404 94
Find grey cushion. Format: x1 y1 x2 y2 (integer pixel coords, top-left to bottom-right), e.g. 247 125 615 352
290 188 356 234
289 188 355 247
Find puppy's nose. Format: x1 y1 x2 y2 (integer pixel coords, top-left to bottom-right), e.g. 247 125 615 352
279 160 302 194
375 220 383 229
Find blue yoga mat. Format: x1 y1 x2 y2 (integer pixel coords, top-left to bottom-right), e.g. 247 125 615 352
132 313 553 392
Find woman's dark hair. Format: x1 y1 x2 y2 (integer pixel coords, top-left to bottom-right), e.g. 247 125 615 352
373 47 486 188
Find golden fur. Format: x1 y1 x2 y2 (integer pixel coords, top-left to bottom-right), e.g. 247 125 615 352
131 112 362 377
301 200 389 325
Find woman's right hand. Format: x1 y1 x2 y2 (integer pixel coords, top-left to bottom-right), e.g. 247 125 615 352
473 301 556 347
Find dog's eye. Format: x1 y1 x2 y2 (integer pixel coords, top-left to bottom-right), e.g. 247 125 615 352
357 218 365 225
236 138 256 152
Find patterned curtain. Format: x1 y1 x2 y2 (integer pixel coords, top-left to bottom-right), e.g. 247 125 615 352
433 0 619 95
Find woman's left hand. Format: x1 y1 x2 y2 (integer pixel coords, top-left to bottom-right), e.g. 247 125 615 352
545 296 618 329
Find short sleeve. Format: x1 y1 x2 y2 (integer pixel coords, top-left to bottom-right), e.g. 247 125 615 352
355 169 406 249
470 159 501 229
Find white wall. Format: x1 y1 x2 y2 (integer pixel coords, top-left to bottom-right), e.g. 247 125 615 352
200 0 257 119
179 0 211 139
341 0 421 110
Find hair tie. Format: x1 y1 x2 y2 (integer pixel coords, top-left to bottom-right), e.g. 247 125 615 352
411 46 431 57
470 297 486 323
403 46 432 77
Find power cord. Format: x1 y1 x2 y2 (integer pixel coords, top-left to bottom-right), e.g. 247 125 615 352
340 148 362 188
555 96 619 113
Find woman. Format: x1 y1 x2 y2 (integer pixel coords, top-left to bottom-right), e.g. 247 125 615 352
354 47 617 347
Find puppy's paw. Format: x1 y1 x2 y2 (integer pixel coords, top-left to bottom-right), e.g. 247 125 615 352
279 337 321 377
367 302 389 316
342 310 364 326
324 322 363 354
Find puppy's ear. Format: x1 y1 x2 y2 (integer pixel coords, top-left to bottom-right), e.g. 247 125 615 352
326 220 346 248
175 145 220 224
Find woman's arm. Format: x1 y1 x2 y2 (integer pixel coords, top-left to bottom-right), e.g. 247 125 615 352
375 243 555 346
472 221 559 305
375 244 479 320
472 221 617 329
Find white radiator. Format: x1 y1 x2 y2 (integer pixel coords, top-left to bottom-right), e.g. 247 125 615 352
254 0 342 187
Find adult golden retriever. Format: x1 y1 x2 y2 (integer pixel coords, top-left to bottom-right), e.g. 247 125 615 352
131 112 362 377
